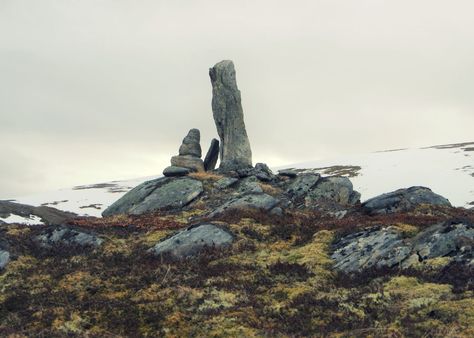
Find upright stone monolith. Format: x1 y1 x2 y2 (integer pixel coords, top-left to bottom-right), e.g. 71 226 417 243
209 60 252 171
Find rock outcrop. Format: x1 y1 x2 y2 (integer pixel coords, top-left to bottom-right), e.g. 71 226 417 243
209 193 280 218
0 200 75 225
149 223 233 259
209 60 252 171
204 138 220 171
362 186 451 215
164 129 204 176
36 227 103 249
102 177 203 217
331 219 474 273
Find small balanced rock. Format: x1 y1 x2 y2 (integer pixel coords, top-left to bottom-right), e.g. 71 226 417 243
209 60 252 171
163 129 205 177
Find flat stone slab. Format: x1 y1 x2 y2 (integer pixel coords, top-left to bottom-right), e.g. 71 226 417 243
149 223 233 259
163 166 191 177
103 177 203 216
209 193 279 218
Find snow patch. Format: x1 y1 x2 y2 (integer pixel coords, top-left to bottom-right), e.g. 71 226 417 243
0 214 44 225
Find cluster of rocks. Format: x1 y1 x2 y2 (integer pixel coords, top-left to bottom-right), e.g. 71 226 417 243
163 129 220 177
35 227 103 249
332 219 474 273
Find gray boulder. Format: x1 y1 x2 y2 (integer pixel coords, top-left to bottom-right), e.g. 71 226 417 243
362 186 451 215
307 176 360 205
204 138 220 171
214 177 239 190
36 227 103 249
238 176 264 195
209 60 252 171
163 166 191 177
331 220 474 273
209 193 279 218
148 223 233 259
179 128 202 158
286 173 320 198
102 177 203 216
0 250 9 270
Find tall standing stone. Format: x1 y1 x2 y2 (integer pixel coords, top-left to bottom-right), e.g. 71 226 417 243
209 60 252 171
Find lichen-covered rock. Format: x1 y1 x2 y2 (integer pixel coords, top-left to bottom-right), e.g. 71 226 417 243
178 128 202 158
209 193 279 218
102 177 203 216
331 220 474 273
237 176 263 195
36 227 103 249
204 138 220 171
286 173 320 198
210 60 252 171
307 176 360 205
148 223 233 259
214 177 239 190
0 249 10 270
163 166 191 177
362 186 451 215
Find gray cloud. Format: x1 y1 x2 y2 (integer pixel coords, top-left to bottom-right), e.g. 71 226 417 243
1 0 473 197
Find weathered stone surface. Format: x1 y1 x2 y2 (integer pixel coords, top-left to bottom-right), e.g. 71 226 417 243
36 227 103 249
178 128 202 158
254 163 275 182
238 176 264 195
0 200 75 225
214 177 239 190
171 155 204 172
307 177 360 205
204 138 220 171
102 177 203 216
209 193 279 218
0 250 9 270
163 166 191 177
286 174 320 198
209 60 252 171
331 220 474 273
148 223 233 259
278 169 298 178
362 186 451 215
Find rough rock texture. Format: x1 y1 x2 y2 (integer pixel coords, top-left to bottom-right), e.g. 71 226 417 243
36 227 103 249
178 128 202 158
213 177 239 190
204 138 220 171
163 166 191 177
237 176 264 195
209 60 252 171
167 129 204 173
286 174 320 198
307 177 361 205
102 177 203 216
149 223 233 259
171 155 204 173
0 239 10 270
0 200 75 225
362 186 451 215
209 193 279 218
332 220 474 273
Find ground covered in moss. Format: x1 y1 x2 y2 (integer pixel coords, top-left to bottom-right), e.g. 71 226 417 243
1 198 473 337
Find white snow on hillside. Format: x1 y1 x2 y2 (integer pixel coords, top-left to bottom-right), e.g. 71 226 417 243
0 214 44 225
279 142 474 208
7 142 473 217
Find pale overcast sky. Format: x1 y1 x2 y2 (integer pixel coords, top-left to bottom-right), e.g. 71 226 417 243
1 0 473 198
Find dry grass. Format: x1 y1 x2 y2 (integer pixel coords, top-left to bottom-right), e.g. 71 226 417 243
188 171 224 182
